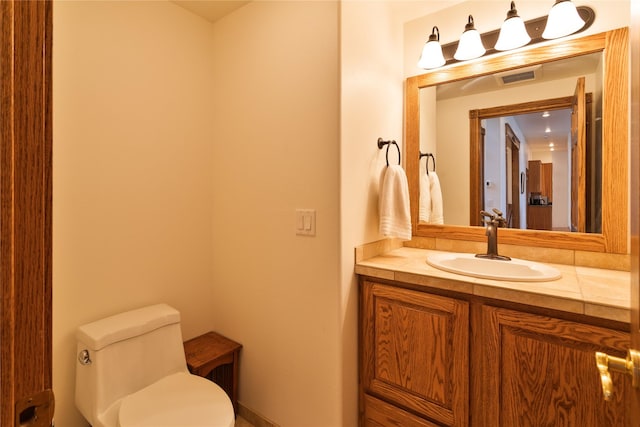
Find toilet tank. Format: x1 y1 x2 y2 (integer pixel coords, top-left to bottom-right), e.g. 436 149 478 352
75 304 189 426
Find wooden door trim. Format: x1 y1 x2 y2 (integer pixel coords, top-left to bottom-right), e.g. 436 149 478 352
571 77 586 232
470 96 573 226
0 0 53 424
630 0 640 418
505 123 520 228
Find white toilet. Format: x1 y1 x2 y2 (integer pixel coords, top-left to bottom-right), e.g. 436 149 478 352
75 304 235 427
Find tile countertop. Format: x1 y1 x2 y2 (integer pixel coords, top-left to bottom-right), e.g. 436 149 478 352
355 247 631 324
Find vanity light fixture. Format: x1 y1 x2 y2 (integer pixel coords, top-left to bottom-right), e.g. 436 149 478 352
454 15 486 61
495 2 531 51
418 2 594 70
418 27 446 69
542 0 585 39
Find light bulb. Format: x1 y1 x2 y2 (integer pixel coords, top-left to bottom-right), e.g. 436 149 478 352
454 15 486 61
542 0 585 39
418 27 446 69
495 2 531 51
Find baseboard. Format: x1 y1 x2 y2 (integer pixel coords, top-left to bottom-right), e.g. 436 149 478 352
238 402 280 427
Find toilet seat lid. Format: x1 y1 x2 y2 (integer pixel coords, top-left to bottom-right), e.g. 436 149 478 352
118 372 234 427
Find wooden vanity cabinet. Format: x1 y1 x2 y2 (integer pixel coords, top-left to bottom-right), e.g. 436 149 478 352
481 306 630 426
360 278 631 427
361 280 469 427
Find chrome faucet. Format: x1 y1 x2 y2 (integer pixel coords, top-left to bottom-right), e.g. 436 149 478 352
476 208 511 261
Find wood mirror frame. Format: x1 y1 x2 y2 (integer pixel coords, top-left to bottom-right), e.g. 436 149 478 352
405 28 629 254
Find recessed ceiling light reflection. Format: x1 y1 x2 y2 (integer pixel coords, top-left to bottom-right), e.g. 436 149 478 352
542 111 550 118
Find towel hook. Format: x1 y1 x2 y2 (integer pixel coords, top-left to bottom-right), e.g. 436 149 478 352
419 152 436 175
377 138 401 166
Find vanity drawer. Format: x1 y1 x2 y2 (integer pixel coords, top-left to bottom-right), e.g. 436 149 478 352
363 394 440 427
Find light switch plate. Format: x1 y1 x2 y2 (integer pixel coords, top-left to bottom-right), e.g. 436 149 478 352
295 209 316 236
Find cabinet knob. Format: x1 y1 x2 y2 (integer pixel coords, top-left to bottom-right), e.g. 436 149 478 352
595 349 640 401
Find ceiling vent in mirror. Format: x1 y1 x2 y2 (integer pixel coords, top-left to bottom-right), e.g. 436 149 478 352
495 65 542 86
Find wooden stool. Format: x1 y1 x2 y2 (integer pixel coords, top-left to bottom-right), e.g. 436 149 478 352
183 331 242 413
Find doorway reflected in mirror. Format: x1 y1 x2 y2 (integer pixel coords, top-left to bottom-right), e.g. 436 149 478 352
419 52 602 233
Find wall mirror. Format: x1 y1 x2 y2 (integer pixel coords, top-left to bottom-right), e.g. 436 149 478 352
405 28 628 254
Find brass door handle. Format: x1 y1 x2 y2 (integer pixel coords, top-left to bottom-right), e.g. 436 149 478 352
595 349 640 401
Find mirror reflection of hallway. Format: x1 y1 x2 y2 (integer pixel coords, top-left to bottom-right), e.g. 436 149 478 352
472 81 595 232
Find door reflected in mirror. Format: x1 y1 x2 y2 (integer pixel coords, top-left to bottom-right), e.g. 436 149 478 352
419 52 602 233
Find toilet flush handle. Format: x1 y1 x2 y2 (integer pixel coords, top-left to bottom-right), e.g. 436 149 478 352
78 349 92 366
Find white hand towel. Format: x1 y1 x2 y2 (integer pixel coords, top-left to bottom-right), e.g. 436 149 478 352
429 171 444 224
419 164 431 223
379 165 412 240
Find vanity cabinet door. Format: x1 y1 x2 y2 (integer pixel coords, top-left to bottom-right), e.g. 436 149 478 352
361 281 469 427
481 306 630 426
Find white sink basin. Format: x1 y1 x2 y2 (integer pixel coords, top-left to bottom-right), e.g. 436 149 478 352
426 252 562 282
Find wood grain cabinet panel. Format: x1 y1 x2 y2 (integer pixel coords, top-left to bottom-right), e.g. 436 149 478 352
481 306 630 426
528 160 542 194
527 205 552 230
361 281 469 426
359 277 631 427
363 394 441 427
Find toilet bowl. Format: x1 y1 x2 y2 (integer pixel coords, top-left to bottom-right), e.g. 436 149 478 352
75 304 235 427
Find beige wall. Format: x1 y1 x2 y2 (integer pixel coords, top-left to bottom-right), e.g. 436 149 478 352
340 2 415 425
53 1 219 425
54 1 343 426
206 2 341 425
